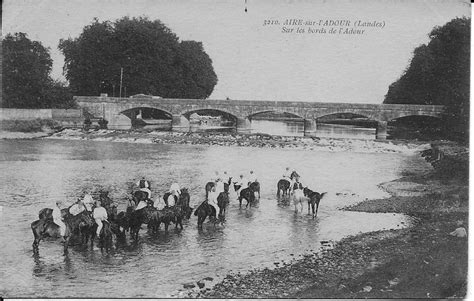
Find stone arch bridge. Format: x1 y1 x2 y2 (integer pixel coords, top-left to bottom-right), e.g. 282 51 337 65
75 96 445 139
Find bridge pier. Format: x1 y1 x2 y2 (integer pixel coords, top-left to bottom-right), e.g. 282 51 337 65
171 115 190 132
303 119 317 137
376 121 388 140
236 117 251 134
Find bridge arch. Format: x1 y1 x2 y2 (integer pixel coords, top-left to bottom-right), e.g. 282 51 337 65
120 106 173 119
119 106 173 129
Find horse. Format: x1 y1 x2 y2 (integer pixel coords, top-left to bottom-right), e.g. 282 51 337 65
205 182 215 200
194 201 217 229
238 186 256 209
303 188 327 219
133 190 149 206
114 211 131 238
217 184 230 219
277 171 300 198
97 220 113 252
277 179 291 197
249 181 260 200
128 207 153 241
292 182 305 213
177 188 193 219
38 207 70 220
31 212 88 255
147 208 164 234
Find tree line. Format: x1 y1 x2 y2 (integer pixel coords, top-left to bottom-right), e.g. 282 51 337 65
2 16 218 109
383 17 470 142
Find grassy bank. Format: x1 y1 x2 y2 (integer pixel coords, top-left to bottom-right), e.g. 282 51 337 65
201 143 468 299
1 119 62 132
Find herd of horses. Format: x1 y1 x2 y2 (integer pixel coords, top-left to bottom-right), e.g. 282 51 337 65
30 175 326 255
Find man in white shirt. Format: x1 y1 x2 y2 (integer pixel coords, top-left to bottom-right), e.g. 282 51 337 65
93 201 108 236
52 201 66 236
248 170 257 184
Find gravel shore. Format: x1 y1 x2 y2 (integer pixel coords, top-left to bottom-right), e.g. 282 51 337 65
43 128 430 154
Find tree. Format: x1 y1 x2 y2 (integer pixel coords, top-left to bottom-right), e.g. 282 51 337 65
43 80 76 109
3 32 52 108
2 32 75 109
59 16 218 99
384 17 470 142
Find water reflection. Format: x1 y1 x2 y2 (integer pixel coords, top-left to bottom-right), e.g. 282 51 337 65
250 119 376 139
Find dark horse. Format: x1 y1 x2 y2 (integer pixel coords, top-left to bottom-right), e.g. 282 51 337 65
97 221 113 252
277 171 299 197
217 184 230 219
133 190 149 206
238 185 257 209
303 187 327 219
38 207 70 220
175 188 193 219
249 181 260 200
194 201 217 229
31 212 89 255
128 206 152 241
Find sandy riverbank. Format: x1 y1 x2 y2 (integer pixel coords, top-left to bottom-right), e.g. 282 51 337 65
41 128 431 154
195 143 468 299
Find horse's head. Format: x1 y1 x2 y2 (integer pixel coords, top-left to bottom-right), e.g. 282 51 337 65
290 171 300 180
181 187 188 194
304 187 315 197
223 183 230 193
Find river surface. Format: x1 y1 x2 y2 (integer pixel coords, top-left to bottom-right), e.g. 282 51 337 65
250 119 376 139
0 139 424 297
143 119 377 139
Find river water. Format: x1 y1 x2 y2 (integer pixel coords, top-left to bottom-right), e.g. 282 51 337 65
0 138 425 298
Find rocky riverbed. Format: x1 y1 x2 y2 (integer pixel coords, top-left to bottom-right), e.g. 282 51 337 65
43 128 430 154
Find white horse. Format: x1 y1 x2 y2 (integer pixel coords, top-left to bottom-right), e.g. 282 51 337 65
292 185 305 213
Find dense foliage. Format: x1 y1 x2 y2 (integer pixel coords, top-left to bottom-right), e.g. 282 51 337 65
2 32 74 108
384 17 470 142
58 16 218 99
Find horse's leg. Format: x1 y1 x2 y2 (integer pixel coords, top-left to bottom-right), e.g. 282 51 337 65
63 236 70 255
314 201 320 219
308 200 311 215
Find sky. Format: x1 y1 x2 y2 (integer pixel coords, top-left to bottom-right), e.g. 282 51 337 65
2 0 471 103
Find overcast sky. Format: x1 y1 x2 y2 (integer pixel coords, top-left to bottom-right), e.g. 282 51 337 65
3 0 470 103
